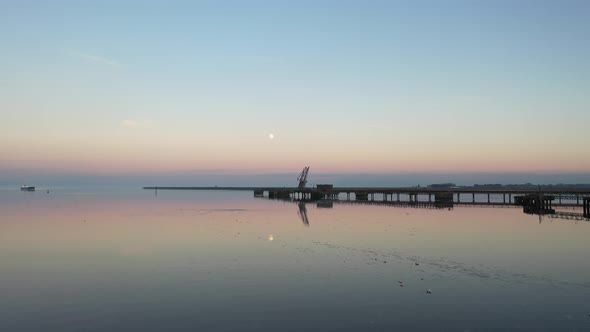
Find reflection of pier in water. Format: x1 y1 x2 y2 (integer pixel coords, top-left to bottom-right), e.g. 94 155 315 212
270 194 590 226
144 186 590 222
548 211 590 222
297 201 309 227
283 199 589 226
273 189 589 222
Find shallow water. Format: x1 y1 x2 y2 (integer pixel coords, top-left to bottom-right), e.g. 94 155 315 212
1 187 589 331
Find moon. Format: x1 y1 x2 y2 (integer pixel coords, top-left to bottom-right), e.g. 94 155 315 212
268 133 275 140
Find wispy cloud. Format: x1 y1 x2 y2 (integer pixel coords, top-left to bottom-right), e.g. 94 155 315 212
69 50 122 67
121 120 139 127
363 124 390 129
121 120 152 128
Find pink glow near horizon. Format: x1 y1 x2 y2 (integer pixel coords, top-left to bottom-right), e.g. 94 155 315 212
2 151 589 175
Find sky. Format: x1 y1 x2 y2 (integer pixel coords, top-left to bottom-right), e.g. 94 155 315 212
1 0 589 184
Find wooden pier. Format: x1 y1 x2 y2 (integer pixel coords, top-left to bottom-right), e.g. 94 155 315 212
143 186 590 207
514 193 555 215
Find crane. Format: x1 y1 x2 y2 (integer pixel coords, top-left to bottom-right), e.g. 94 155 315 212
297 166 310 189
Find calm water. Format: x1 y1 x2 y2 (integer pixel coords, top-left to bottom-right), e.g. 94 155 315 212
1 187 589 331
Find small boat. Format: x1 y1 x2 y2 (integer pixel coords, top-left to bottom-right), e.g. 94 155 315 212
21 185 35 191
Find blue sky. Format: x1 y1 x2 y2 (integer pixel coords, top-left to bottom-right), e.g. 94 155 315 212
1 0 589 180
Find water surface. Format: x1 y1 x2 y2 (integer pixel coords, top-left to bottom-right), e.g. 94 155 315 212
1 187 589 331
